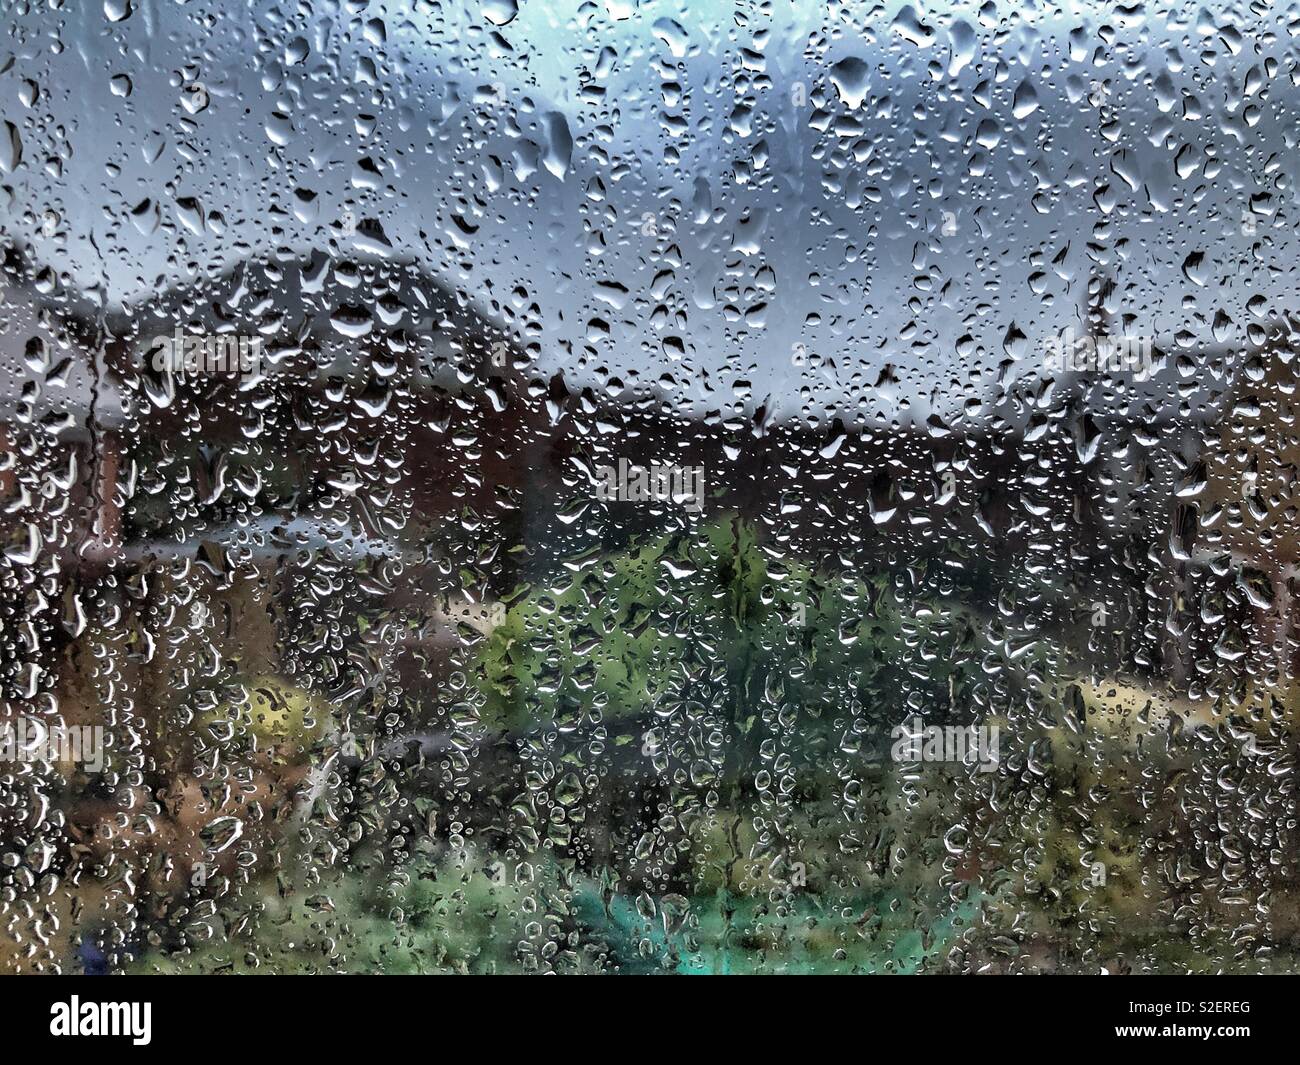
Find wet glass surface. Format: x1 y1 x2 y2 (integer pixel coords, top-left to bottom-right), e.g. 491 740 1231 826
1 0 1297 974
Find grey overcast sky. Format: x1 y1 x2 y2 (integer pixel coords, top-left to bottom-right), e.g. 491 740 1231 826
4 0 1295 425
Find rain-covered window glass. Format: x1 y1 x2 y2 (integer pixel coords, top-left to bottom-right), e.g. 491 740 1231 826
0 0 1296 978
